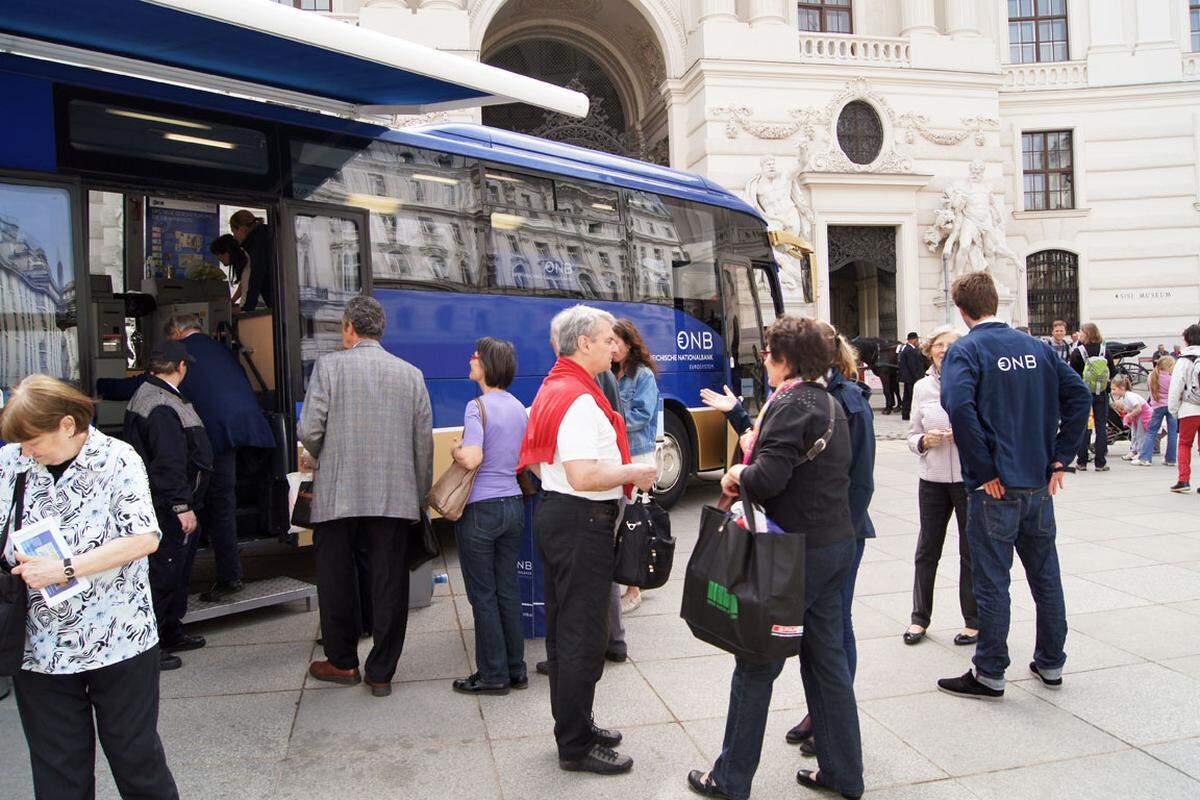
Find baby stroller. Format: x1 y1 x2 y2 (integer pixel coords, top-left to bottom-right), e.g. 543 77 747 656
1094 340 1145 450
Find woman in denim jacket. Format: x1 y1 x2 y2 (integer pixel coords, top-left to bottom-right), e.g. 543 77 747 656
612 319 661 613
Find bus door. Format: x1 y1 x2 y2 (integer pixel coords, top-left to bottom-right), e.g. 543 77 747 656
719 259 767 466
278 199 370 478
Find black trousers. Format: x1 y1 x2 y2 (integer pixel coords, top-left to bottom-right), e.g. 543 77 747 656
880 373 900 411
13 647 178 800
199 448 241 585
536 492 619 761
314 516 411 683
148 509 201 645
900 381 916 420
911 480 978 629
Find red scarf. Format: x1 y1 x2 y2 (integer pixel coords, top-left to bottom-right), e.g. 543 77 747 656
518 357 632 495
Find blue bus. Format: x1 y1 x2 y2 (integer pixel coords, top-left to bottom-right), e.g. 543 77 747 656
0 45 783 542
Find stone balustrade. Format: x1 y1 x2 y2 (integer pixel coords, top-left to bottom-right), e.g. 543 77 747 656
798 33 911 68
1001 60 1089 90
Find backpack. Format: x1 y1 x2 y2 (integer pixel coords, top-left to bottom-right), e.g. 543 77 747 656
1081 343 1111 395
1181 355 1200 405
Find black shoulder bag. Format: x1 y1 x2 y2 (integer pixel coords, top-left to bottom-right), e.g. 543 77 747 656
613 488 675 589
0 473 30 676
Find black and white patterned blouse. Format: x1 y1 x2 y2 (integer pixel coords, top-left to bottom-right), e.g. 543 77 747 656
0 428 160 674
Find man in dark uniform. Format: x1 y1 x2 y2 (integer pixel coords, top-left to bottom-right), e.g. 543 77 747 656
124 341 214 671
230 209 274 312
898 331 925 421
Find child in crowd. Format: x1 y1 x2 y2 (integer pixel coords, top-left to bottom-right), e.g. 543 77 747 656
1138 355 1177 466
1111 376 1150 462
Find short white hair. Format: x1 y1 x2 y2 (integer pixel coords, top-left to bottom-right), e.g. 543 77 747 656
551 305 615 357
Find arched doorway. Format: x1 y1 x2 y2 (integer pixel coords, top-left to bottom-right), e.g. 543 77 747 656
826 225 898 341
480 1 670 164
1026 249 1079 337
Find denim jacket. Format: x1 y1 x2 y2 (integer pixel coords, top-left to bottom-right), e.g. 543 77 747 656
618 365 661 456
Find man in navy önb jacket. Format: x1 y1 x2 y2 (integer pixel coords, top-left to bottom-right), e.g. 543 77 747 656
935 272 1090 701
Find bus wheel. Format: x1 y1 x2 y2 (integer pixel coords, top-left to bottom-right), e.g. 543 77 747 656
654 412 691 510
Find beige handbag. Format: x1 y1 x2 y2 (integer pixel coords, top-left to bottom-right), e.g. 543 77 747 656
427 397 486 522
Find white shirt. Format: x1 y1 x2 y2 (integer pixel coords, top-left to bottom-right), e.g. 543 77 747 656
0 429 160 674
539 394 623 501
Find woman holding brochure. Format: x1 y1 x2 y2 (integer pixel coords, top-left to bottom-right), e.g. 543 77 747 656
0 375 178 799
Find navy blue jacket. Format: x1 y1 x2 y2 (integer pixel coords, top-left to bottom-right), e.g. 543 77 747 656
940 321 1091 491
723 371 875 539
100 333 276 455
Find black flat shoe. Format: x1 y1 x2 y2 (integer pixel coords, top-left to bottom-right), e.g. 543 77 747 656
902 629 926 645
510 675 529 690
535 660 549 675
605 646 628 663
159 653 182 671
799 737 816 757
452 673 510 696
953 633 978 646
785 721 813 744
688 770 733 799
161 634 206 653
198 580 243 603
796 769 862 800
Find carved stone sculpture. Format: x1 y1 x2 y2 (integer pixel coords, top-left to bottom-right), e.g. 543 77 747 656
925 159 1020 285
745 155 815 302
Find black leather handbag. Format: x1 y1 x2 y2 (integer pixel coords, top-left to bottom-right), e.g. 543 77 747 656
0 473 30 676
613 490 675 590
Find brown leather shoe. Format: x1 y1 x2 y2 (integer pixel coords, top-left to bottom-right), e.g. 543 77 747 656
308 660 361 686
366 681 391 697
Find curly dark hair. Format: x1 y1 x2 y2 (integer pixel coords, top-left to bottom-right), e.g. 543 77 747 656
765 316 832 381
612 318 658 378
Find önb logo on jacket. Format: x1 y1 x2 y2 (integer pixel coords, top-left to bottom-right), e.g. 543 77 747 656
997 354 1038 372
707 581 739 620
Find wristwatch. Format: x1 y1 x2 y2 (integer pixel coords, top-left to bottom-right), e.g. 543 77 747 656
62 557 75 580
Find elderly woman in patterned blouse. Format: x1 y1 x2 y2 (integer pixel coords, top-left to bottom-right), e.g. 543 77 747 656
0 375 178 799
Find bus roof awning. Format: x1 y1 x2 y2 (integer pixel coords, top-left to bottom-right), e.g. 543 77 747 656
0 0 589 119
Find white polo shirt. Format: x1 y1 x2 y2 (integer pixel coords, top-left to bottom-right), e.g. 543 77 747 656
539 394 623 501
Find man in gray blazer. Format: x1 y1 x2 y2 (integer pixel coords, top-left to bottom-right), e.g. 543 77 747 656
298 295 434 697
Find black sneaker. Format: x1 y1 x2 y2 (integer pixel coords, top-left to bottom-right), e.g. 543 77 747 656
605 646 628 663
159 652 182 671
535 660 549 676
591 723 622 748
1077 464 1088 471
198 580 243 603
1094 465 1110 472
1029 662 1063 689
452 673 510 696
161 634 206 653
560 744 633 775
511 675 529 690
937 670 1004 701
1170 482 1191 494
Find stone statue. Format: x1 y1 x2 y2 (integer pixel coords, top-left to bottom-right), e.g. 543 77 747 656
745 154 815 303
925 159 1020 282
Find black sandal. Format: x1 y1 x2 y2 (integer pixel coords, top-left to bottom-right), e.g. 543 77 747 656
688 770 733 799
797 769 862 800
953 632 978 646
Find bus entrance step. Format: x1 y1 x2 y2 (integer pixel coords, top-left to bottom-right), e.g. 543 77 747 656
182 576 316 625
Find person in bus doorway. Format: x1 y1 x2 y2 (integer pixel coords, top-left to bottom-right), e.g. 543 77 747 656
518 305 657 775
299 296 433 698
229 209 274 312
936 272 1090 700
124 341 214 671
2 376 179 799
897 331 924 421
209 234 252 314
449 337 529 696
611 318 661 615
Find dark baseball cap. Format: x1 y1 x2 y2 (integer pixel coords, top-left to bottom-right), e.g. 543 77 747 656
906 331 919 340
150 340 196 365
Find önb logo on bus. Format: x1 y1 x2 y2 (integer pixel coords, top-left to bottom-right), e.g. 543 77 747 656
677 330 714 350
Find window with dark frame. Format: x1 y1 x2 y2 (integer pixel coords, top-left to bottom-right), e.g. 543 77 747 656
1022 130 1074 211
797 0 852 33
1008 0 1069 63
1191 1 1200 52
1026 250 1078 337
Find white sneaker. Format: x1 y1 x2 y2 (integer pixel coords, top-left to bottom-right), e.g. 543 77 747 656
1130 459 1151 466
1121 453 1134 461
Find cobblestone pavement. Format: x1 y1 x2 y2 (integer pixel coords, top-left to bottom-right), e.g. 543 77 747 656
3 438 1199 799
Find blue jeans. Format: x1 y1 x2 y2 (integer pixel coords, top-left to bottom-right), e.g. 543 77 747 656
1139 406 1178 463
842 538 866 679
456 496 526 685
710 539 863 799
1077 394 1109 467
966 488 1067 684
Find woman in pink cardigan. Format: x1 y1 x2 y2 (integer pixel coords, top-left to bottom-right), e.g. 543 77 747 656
903 326 978 647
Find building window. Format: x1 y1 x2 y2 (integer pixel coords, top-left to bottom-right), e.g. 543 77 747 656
797 0 852 33
1022 131 1074 211
1192 1 1200 52
273 0 332 10
836 101 883 165
1026 250 1078 337
1008 0 1069 63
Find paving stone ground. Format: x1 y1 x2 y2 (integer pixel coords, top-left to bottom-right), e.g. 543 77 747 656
3 435 1200 799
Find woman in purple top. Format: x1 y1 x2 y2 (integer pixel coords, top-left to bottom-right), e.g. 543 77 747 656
450 338 530 696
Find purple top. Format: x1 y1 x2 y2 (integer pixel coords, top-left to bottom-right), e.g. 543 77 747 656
463 390 528 504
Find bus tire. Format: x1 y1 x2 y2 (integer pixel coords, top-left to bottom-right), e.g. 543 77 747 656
654 411 691 510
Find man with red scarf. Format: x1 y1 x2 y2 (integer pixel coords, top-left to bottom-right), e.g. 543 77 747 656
518 305 657 775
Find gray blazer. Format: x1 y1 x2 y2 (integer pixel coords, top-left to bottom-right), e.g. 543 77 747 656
298 340 433 525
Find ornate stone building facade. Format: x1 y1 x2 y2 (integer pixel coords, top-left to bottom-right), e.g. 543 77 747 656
306 0 1200 343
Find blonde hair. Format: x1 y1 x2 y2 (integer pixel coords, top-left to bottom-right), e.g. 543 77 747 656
1080 322 1102 345
0 375 95 442
1150 356 1175 401
1110 375 1131 392
817 321 859 380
